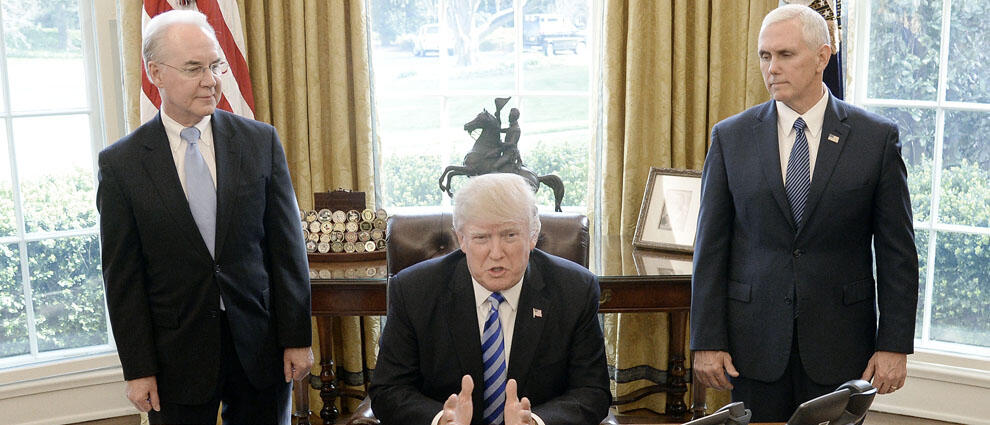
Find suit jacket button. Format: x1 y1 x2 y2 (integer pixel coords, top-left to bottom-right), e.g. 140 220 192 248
784 297 793 305
792 249 803 258
214 265 221 273
208 310 218 318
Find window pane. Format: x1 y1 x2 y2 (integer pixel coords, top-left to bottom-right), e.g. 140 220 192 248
868 107 936 223
930 231 990 347
370 0 442 92
2 0 87 112
0 121 15 236
0 243 28 357
867 0 941 101
522 9 589 91
447 13 515 92
28 235 106 352
914 229 928 340
12 114 97 233
946 0 990 103
940 111 990 227
517 96 589 209
381 152 443 207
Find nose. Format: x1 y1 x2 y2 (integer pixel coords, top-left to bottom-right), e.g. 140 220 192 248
767 57 781 75
200 69 218 87
488 237 506 259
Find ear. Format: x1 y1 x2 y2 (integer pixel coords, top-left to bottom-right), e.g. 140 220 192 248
815 43 832 73
146 62 164 88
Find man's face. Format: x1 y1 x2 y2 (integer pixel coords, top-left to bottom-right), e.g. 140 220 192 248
147 24 223 127
457 219 537 293
758 19 830 114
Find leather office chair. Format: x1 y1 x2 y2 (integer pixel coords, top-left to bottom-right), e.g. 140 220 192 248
346 211 618 425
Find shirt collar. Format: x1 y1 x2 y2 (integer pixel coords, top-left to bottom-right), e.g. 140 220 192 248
161 111 213 151
472 276 523 312
776 82 830 140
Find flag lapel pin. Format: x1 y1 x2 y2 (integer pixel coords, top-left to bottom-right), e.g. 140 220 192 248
828 133 840 144
533 308 542 318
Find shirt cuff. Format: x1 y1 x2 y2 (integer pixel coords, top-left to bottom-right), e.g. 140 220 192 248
431 410 443 425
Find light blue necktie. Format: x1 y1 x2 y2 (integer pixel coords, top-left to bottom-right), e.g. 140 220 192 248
482 292 507 425
786 117 811 228
181 126 216 257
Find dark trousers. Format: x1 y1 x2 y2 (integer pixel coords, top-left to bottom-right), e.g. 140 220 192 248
729 329 837 422
148 314 292 425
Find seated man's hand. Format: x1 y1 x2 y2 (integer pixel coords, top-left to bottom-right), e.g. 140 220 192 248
504 379 535 425
693 350 739 391
440 375 474 424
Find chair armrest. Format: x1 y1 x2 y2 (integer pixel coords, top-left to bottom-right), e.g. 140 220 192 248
345 396 380 425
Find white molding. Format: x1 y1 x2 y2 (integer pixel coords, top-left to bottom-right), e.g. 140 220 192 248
870 352 990 425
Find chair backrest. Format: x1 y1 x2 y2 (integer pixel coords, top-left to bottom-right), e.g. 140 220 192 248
386 211 589 275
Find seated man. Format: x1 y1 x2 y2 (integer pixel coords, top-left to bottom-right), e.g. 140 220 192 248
369 173 611 425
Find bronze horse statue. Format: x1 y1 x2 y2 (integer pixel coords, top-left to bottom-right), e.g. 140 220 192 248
438 99 566 212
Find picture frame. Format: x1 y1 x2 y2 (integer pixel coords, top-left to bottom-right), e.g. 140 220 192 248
632 249 694 276
632 167 703 253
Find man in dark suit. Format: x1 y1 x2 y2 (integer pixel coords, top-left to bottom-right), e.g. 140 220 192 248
691 4 918 421
96 10 312 424
369 173 611 425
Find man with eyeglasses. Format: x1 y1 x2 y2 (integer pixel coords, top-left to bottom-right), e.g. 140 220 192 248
96 9 312 424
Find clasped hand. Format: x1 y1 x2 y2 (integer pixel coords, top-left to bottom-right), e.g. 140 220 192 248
441 375 534 425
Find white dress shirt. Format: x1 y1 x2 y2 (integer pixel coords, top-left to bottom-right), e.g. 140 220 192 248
430 276 545 425
161 111 217 194
777 83 830 185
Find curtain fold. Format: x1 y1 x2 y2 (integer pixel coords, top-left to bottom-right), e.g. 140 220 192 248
600 0 775 414
120 0 377 418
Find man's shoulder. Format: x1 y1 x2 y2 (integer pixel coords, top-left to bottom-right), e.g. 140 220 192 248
529 249 596 289
391 250 465 290
100 115 163 160
213 109 275 137
830 97 897 129
713 100 774 132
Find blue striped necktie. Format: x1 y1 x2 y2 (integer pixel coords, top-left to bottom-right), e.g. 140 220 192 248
786 117 811 228
181 126 216 257
482 292 507 425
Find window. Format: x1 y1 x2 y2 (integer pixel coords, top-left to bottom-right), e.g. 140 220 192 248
0 0 112 368
369 0 598 212
853 0 989 356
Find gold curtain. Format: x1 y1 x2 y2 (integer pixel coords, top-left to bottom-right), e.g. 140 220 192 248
119 0 377 418
599 0 775 414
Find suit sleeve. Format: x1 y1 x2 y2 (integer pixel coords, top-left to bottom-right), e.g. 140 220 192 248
532 274 612 425
871 123 919 353
96 154 159 380
369 274 445 424
690 125 734 351
264 127 312 348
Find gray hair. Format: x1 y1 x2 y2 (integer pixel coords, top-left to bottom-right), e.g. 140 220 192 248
142 10 219 71
761 4 831 51
452 173 541 240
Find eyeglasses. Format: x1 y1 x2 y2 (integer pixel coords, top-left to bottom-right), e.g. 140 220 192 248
158 60 230 79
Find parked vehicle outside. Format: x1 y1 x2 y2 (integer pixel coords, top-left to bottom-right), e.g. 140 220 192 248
523 14 585 55
413 23 452 56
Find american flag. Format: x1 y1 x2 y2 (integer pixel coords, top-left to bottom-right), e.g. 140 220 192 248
140 0 255 122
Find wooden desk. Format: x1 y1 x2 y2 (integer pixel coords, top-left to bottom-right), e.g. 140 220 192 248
295 235 703 424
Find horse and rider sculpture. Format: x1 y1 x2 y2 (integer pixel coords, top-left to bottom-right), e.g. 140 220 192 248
438 97 566 212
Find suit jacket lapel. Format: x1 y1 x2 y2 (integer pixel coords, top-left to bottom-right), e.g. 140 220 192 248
800 95 850 237
140 113 212 258
212 111 241 259
446 259 484 408
507 259 549 391
754 101 796 229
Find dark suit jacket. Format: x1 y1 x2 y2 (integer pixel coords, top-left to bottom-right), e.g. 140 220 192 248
369 249 611 425
96 110 312 404
690 95 918 385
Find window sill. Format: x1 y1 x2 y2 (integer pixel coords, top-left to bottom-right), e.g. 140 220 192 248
870 350 990 424
0 353 133 424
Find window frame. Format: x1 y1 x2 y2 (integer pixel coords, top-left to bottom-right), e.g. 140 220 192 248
849 0 990 358
367 0 602 215
0 0 124 371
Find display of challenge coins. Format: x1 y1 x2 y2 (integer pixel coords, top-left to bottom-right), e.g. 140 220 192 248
302 189 388 262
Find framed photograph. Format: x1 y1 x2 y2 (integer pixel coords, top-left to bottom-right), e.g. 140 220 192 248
632 167 703 253
632 249 694 276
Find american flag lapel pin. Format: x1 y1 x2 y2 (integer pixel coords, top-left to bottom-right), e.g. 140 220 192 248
533 308 542 318
828 133 840 144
